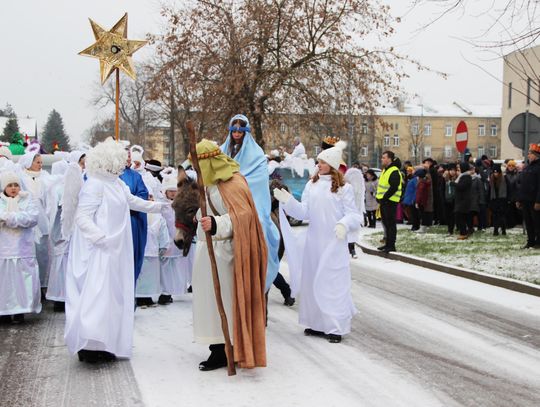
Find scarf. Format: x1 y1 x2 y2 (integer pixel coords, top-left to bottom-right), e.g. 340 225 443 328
217 172 267 368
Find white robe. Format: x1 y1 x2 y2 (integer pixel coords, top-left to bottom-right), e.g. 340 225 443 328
160 203 194 296
281 175 361 335
136 213 169 300
64 173 163 358
19 169 51 288
45 182 69 301
0 192 41 316
192 185 235 345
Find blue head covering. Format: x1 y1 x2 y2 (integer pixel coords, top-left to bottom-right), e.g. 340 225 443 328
221 114 280 290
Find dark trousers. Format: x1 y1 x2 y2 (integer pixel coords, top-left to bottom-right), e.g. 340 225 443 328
491 199 508 233
420 210 433 227
407 205 420 230
467 211 477 234
507 202 522 228
522 202 540 246
456 212 468 236
444 201 455 234
273 272 292 299
478 204 488 230
380 201 398 249
366 210 377 228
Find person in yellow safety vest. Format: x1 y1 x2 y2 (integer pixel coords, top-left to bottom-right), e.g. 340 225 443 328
376 150 403 253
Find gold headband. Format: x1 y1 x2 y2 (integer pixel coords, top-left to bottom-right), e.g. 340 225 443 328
189 148 222 161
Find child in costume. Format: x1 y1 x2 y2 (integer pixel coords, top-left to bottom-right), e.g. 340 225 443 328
275 141 361 343
0 171 41 324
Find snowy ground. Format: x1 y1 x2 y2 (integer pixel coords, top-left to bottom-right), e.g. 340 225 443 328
363 225 540 284
130 228 540 407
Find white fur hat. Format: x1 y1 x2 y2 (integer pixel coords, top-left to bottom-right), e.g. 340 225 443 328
1 171 20 190
161 175 178 192
317 140 346 170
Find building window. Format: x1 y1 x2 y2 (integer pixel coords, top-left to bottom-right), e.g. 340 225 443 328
411 122 419 136
362 122 368 134
527 77 532 105
489 145 497 158
444 145 452 158
490 124 497 136
478 145 485 157
508 82 512 109
424 123 431 136
395 123 399 130
393 135 400 146
314 146 321 156
383 134 390 146
478 124 485 136
445 124 452 137
411 145 418 158
360 146 368 157
280 123 286 133
423 145 431 158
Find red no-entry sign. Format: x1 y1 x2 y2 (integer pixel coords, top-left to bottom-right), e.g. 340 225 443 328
455 121 468 153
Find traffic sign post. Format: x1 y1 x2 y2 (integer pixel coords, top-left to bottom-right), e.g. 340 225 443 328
455 120 468 154
508 111 540 158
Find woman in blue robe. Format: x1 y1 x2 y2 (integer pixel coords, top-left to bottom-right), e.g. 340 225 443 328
221 114 280 291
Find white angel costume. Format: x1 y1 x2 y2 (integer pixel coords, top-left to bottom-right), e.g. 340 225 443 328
135 212 169 301
0 186 41 316
64 138 165 359
45 160 70 301
280 176 361 335
17 151 51 288
344 167 366 246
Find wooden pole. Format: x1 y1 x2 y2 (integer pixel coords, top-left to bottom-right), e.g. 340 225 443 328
115 68 120 141
186 121 236 376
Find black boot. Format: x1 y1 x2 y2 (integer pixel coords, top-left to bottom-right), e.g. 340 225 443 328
199 344 228 371
12 314 24 323
283 296 295 306
304 328 325 337
493 229 499 236
78 350 99 363
158 294 173 305
327 334 342 343
0 315 12 324
53 301 65 313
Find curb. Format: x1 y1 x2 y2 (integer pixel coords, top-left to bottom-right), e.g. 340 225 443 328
357 242 540 298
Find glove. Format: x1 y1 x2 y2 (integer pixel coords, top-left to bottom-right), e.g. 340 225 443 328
273 188 292 204
334 223 347 240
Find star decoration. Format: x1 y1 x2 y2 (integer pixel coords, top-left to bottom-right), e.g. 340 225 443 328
79 13 147 84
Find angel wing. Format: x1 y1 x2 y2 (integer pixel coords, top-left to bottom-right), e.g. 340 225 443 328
345 167 366 216
60 162 84 240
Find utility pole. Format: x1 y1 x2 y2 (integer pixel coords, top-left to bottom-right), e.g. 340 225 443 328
169 84 176 166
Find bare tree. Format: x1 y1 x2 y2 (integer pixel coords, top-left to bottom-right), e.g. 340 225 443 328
150 0 413 150
92 64 159 148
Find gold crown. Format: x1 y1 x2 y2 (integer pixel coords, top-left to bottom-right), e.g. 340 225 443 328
530 143 540 153
322 136 340 146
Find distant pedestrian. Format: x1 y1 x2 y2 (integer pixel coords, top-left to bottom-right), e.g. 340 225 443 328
489 164 508 236
443 163 457 235
415 168 433 234
364 169 378 228
376 150 403 253
453 163 473 240
516 144 540 248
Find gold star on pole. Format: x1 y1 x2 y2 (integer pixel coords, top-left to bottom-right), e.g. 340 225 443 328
79 13 147 84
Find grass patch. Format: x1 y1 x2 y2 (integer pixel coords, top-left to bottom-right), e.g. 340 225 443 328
364 226 540 285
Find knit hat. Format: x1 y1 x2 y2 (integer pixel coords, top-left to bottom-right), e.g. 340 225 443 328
317 141 346 170
414 168 427 178
0 146 13 160
1 171 20 190
192 139 240 186
459 162 470 173
492 163 502 173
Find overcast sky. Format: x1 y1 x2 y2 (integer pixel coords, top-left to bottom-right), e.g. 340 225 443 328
0 0 509 145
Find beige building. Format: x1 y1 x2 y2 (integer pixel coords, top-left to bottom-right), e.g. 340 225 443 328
374 102 501 165
501 45 540 160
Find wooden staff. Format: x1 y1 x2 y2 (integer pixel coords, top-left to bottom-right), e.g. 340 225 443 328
186 121 236 376
115 68 120 141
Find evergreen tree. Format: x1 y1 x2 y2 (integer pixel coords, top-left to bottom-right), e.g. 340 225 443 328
1 104 19 143
42 109 71 152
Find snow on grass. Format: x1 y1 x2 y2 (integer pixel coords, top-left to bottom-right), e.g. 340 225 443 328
363 226 540 285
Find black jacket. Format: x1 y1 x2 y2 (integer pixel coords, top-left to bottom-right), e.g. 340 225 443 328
452 173 472 214
516 159 540 204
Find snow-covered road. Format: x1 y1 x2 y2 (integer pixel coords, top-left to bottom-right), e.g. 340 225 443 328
131 253 540 407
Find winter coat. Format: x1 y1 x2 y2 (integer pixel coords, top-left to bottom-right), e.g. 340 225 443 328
444 178 456 203
416 176 433 212
402 177 418 206
470 175 485 211
516 159 540 204
365 180 379 211
505 170 519 202
489 176 508 201
452 173 472 214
